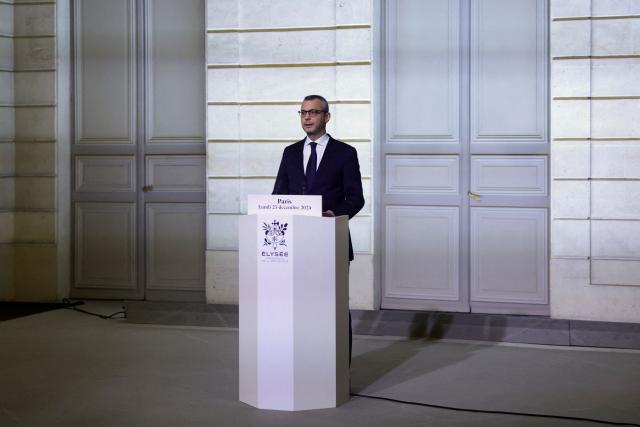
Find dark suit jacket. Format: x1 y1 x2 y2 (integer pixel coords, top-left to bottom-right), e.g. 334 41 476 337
273 135 365 261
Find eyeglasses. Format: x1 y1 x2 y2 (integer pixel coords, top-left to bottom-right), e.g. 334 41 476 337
298 109 326 117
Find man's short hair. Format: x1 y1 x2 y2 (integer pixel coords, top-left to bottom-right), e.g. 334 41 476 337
303 95 329 113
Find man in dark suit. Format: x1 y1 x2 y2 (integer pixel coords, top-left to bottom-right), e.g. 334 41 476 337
273 94 365 363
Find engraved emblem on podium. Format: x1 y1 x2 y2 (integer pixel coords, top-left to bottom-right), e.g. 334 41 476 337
259 219 290 262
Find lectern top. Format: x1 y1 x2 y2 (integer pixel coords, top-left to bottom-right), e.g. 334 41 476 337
247 194 322 216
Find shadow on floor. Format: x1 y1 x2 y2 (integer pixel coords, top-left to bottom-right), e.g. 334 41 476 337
0 302 70 321
0 301 83 321
351 313 506 394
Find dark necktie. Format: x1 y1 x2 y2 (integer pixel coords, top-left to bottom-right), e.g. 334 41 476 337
305 142 317 192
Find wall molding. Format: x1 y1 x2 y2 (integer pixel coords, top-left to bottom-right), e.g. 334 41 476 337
553 54 640 60
146 136 204 143
207 24 370 33
0 242 61 248
207 60 371 69
207 138 371 143
0 173 56 178
207 176 373 180
0 139 57 143
553 15 640 22
207 99 370 106
1 104 57 108
554 217 640 222
13 1 55 5
0 208 56 213
553 137 640 141
590 256 640 262
76 138 133 145
206 212 372 221
0 68 56 72
553 96 640 100
9 34 56 39
554 177 640 181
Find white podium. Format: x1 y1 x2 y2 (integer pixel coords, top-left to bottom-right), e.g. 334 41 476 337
238 198 350 411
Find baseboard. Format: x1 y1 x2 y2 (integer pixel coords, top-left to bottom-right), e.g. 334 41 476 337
124 302 640 350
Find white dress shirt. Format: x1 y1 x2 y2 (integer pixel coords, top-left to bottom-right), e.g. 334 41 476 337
303 133 329 172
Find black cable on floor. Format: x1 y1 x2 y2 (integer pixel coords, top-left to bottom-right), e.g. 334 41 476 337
61 298 126 320
351 393 640 426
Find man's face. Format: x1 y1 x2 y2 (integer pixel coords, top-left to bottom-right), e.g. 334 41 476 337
300 99 330 139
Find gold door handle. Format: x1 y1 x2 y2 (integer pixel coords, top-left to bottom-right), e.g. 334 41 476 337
142 185 154 192
467 191 481 201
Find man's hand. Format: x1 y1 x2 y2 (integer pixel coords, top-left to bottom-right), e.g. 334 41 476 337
322 210 335 217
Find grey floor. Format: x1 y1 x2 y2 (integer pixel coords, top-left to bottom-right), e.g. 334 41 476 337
2 302 640 427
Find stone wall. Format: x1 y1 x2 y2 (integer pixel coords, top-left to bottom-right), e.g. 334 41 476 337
3 0 638 318
205 0 375 308
0 0 15 299
0 0 58 301
550 0 640 322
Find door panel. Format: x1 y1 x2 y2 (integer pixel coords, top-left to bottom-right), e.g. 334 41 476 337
386 156 459 195
75 0 135 144
386 0 460 143
470 0 547 144
72 0 141 299
145 0 205 143
385 206 460 303
75 156 136 193
468 0 549 314
142 0 205 301
470 207 548 304
75 202 136 289
72 0 205 301
470 156 547 196
381 0 549 315
146 203 205 296
381 0 467 311
146 156 206 192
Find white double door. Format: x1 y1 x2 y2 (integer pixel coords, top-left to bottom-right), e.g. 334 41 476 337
71 0 206 301
381 0 549 314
